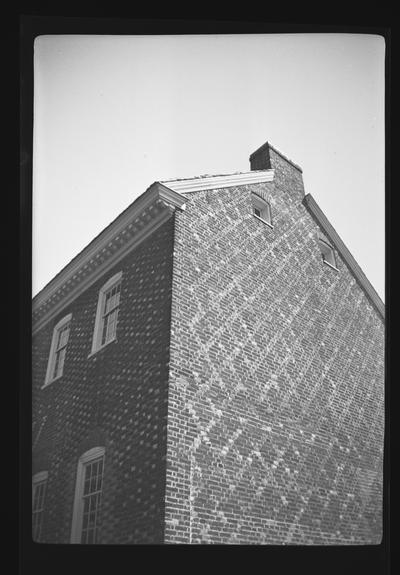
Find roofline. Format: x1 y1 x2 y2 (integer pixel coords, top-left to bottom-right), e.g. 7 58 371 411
33 174 384 331
161 170 275 193
33 182 186 307
303 193 385 320
32 182 186 332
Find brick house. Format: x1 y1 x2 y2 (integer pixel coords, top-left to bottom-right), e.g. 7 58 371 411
32 141 385 545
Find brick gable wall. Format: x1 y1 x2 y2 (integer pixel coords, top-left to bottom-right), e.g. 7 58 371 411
32 217 175 544
165 172 384 544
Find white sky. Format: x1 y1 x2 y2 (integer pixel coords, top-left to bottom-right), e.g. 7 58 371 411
33 34 385 301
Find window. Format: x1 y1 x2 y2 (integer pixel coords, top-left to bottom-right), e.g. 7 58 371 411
319 238 338 270
91 272 122 354
32 471 48 542
71 447 105 544
44 313 72 386
251 194 272 227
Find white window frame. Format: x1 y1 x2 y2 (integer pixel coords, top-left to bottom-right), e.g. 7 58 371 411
32 470 48 542
90 271 122 356
251 194 273 228
43 313 72 387
70 446 105 544
319 237 339 271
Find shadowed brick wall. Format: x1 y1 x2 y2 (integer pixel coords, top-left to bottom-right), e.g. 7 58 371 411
32 218 175 544
165 153 384 544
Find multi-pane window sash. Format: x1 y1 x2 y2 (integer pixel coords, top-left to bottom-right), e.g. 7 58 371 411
52 321 70 379
71 447 106 544
32 473 48 542
101 282 121 346
44 313 72 386
319 238 338 269
80 456 104 544
252 194 272 226
91 272 122 355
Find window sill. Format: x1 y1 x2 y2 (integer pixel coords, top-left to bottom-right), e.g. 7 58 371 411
88 337 117 358
253 214 273 229
323 260 339 272
41 374 63 389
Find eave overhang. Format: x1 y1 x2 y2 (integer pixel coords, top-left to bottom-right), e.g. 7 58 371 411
162 169 275 194
32 182 186 335
303 193 385 320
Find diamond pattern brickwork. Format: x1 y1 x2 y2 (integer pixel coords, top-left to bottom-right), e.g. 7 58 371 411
165 176 384 544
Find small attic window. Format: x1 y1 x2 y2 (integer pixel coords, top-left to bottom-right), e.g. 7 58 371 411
252 194 272 227
319 238 338 270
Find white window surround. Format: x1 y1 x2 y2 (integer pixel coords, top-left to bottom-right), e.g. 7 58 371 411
319 237 339 271
89 271 122 356
32 471 48 542
43 313 72 387
70 446 105 544
251 194 273 228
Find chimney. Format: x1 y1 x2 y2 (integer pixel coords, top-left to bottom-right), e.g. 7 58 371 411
249 141 305 199
249 141 303 174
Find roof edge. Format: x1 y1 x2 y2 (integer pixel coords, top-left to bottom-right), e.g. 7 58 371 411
161 170 275 193
32 182 186 330
303 193 385 320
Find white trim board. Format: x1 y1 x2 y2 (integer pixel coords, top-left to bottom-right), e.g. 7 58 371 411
162 170 275 194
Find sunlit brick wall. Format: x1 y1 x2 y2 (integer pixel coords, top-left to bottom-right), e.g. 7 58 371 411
165 152 384 544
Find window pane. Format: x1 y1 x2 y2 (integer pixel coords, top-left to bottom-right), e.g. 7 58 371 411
101 315 109 346
52 322 69 379
54 347 67 378
96 473 103 492
96 280 121 350
56 323 70 350
83 477 91 496
60 324 70 347
86 463 92 481
90 475 97 494
101 308 118 346
252 196 271 224
82 512 89 529
103 282 121 315
104 291 112 314
319 239 336 267
107 311 118 340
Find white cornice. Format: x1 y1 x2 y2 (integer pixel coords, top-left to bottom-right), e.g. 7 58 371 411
162 170 275 194
32 183 186 333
